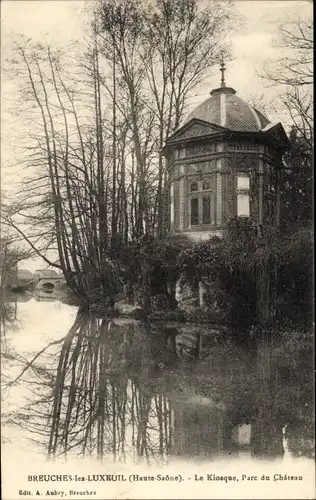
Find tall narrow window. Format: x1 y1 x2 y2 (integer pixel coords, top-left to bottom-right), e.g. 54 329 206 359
191 198 199 225
170 183 174 226
202 197 211 224
237 194 250 217
237 175 250 217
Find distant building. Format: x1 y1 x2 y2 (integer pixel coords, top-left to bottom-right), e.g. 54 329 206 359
35 269 65 290
163 62 289 241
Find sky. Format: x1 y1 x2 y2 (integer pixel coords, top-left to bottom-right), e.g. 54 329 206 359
0 0 313 271
1 0 312 92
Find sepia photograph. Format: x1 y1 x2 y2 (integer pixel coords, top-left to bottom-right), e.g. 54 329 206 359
0 0 314 499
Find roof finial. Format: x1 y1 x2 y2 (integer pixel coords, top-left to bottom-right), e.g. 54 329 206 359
220 54 226 88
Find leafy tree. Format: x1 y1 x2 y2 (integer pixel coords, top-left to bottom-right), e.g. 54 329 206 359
176 217 312 336
117 234 190 309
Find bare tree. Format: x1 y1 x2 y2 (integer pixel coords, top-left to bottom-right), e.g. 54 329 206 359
3 37 120 301
95 0 236 236
264 15 312 87
263 13 313 150
280 87 313 151
3 0 237 302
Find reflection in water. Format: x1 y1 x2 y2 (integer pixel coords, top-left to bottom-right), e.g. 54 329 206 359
2 288 79 305
36 292 60 302
46 315 174 462
1 302 314 465
49 316 188 463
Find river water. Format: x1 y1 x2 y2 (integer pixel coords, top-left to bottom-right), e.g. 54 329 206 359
1 292 315 499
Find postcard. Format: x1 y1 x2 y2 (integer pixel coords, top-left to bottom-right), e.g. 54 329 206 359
1 1 314 499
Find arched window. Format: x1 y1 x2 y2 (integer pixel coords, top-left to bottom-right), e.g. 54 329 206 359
202 180 211 190
190 181 198 192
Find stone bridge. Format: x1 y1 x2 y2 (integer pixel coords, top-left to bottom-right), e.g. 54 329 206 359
35 270 66 291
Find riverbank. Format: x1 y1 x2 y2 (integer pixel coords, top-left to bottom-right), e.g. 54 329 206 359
87 299 228 325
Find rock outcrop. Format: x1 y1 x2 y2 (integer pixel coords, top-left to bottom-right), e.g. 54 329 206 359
114 300 145 319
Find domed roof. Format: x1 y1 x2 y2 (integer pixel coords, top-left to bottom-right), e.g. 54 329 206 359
184 86 270 133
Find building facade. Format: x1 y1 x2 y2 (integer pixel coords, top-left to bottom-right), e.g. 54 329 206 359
164 64 289 241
